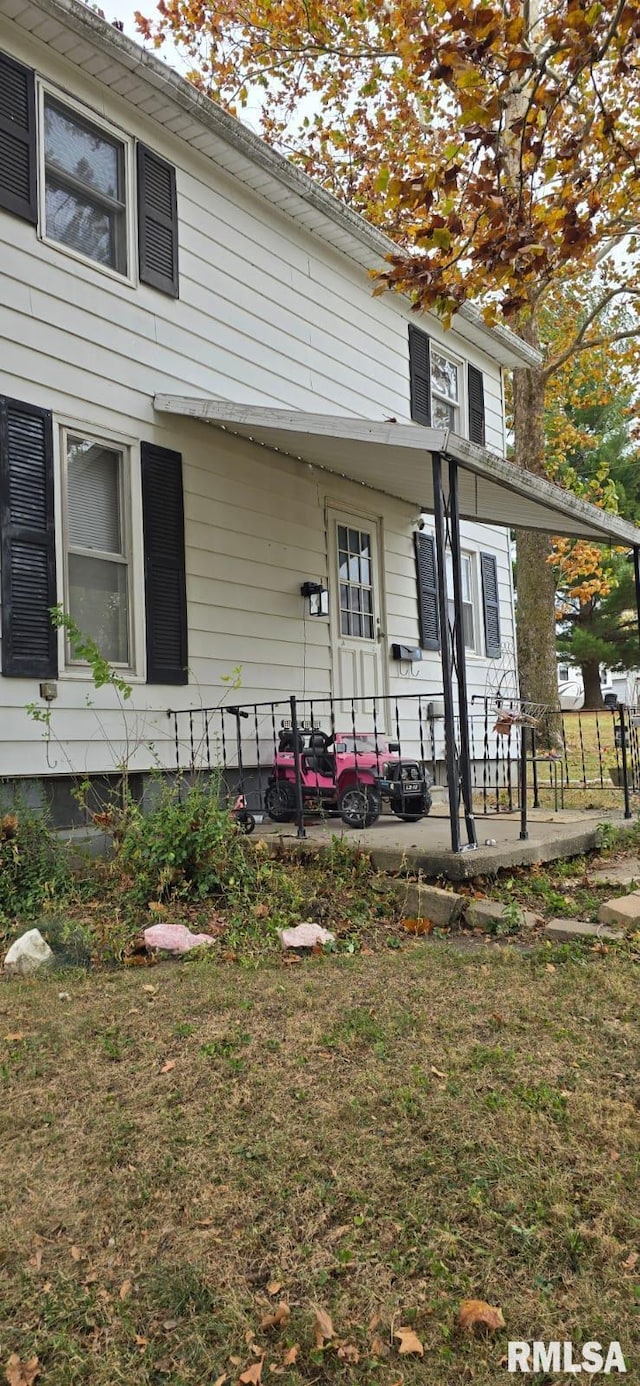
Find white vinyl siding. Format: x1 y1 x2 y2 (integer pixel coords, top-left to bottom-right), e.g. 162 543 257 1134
0 20 515 777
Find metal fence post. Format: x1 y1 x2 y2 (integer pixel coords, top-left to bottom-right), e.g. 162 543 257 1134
519 725 529 841
290 695 306 838
531 727 539 808
619 705 632 820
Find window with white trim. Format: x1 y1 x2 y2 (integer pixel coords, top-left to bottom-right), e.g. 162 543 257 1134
337 524 375 639
41 90 131 277
445 551 478 651
431 349 461 431
63 430 132 666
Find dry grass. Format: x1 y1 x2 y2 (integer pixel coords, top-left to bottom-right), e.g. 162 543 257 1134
1 942 638 1384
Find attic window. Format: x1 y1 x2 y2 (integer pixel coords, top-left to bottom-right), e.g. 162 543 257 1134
41 91 131 277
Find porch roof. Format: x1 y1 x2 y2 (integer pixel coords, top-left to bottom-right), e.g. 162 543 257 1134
155 395 640 545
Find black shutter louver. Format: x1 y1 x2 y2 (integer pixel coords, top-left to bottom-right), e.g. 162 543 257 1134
480 551 501 658
137 144 179 297
415 530 440 651
141 442 187 684
468 364 486 445
0 52 37 224
409 324 431 425
0 398 57 677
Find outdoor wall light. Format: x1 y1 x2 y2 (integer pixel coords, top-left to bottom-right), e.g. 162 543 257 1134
301 580 329 616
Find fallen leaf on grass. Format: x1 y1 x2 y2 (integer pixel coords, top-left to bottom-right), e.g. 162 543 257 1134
260 1302 290 1331
213 1376 228 1386
162 1319 178 1331
402 918 433 935
238 1358 264 1384
281 1346 299 1366
430 1065 447 1079
253 903 269 918
457 1300 505 1332
5 1356 40 1386
28 1248 42 1271
369 1312 381 1333
160 1060 176 1074
545 963 556 974
313 1307 335 1348
370 1335 389 1358
266 1280 282 1296
337 1344 360 1363
622 1251 638 1270
142 984 157 995
394 1327 424 1356
119 1280 132 1300
4 1033 25 1042
70 1246 82 1262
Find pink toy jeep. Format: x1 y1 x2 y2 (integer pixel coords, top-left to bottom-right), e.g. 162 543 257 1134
264 725 432 829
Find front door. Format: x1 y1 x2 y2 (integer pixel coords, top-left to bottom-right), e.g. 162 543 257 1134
328 508 386 721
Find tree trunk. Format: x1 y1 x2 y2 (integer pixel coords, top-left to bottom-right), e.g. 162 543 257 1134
581 659 604 709
512 315 562 746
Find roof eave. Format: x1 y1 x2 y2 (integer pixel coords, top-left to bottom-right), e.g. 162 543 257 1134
9 0 540 371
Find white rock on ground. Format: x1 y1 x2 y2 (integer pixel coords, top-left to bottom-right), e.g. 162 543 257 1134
279 923 335 950
3 928 54 976
598 892 640 928
545 918 624 943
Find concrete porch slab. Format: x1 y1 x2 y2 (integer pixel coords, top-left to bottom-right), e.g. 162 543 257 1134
257 805 634 880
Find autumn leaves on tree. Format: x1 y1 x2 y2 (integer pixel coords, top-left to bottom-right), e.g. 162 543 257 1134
137 0 640 711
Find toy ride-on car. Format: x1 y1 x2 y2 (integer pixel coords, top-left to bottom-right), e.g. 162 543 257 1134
264 726 432 829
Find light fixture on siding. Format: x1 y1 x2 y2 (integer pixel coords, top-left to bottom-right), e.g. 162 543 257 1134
300 580 329 617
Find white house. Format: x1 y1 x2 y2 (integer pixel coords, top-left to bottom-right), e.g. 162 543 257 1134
1 0 638 842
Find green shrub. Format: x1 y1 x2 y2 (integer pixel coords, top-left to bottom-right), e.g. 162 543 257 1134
116 780 253 904
0 806 71 923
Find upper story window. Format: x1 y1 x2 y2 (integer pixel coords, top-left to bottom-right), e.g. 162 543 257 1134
430 350 460 431
43 95 129 276
0 49 179 296
408 324 486 444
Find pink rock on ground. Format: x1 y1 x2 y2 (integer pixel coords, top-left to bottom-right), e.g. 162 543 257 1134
144 923 215 953
278 923 335 950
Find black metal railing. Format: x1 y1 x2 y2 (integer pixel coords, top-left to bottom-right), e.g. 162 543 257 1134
168 692 640 846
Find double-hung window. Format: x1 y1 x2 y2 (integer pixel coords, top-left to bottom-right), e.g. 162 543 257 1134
445 551 477 651
42 93 130 276
430 349 461 431
64 431 131 666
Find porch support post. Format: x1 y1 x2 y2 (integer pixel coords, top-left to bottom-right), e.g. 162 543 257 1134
634 546 640 655
432 451 461 853
448 458 478 848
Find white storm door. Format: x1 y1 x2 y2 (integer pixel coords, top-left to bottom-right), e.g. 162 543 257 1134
328 509 386 718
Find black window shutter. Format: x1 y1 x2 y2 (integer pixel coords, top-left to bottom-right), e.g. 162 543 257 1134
468 364 486 445
480 551 501 658
409 325 431 426
141 442 187 684
137 145 179 297
415 530 440 651
0 398 57 677
0 51 37 224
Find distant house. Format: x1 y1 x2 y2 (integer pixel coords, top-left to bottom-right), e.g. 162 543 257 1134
1 0 638 843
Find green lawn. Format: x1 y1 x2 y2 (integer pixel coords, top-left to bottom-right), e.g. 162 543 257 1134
1 942 638 1385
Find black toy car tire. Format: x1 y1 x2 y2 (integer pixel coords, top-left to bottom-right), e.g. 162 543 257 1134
393 811 424 822
264 783 296 822
338 784 382 829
